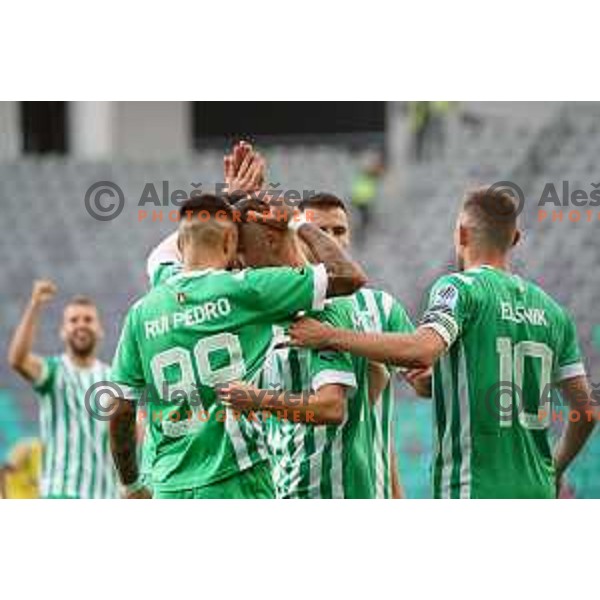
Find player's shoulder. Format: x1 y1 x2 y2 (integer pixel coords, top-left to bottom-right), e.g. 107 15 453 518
43 354 64 371
317 296 355 327
520 276 571 322
429 267 508 305
431 270 481 292
427 273 473 310
354 286 396 307
126 293 150 316
359 286 409 313
353 286 411 329
149 261 182 288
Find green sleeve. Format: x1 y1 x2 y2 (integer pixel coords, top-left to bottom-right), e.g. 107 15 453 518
150 262 181 288
555 309 585 382
32 356 59 396
111 304 146 400
379 291 414 334
310 300 357 391
243 264 328 319
420 274 475 347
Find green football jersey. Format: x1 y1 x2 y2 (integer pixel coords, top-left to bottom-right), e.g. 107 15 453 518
264 299 376 499
150 262 182 288
111 264 328 493
33 354 118 499
352 288 414 498
421 265 585 499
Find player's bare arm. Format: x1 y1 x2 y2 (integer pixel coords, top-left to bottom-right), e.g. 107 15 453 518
290 319 447 370
249 204 367 297
109 399 152 499
146 143 266 278
553 375 597 487
295 219 367 297
7 279 57 383
218 381 347 425
390 449 405 499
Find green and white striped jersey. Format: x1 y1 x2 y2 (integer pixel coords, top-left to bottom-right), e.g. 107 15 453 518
33 354 118 499
351 288 415 498
421 266 585 499
264 299 376 498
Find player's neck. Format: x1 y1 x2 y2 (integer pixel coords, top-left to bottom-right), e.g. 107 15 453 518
182 252 228 271
282 237 307 268
66 350 96 369
464 254 510 272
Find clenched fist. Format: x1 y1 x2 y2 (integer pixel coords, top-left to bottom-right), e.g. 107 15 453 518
31 279 57 305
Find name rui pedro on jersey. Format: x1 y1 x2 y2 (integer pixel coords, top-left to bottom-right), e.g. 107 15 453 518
144 296 232 339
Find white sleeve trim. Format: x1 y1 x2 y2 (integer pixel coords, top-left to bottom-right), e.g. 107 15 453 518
146 233 181 280
311 263 328 311
420 321 455 348
312 369 357 392
555 362 586 382
117 384 144 401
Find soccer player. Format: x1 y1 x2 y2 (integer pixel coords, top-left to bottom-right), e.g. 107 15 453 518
297 193 419 499
218 204 376 498
109 194 366 499
8 282 117 499
290 186 597 499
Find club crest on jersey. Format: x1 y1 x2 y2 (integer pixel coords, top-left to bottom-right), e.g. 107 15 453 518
432 284 458 310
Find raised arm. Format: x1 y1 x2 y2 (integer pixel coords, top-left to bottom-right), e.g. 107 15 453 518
8 279 56 383
294 220 367 297
247 206 367 297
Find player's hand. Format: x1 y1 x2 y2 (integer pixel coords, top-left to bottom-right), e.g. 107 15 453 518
217 381 260 410
289 318 335 349
224 142 266 196
31 279 57 305
123 486 152 499
555 469 566 498
404 367 433 397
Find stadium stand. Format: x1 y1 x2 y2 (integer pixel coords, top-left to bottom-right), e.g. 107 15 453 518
1 102 598 496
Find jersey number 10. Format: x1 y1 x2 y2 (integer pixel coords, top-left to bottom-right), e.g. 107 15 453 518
495 337 553 430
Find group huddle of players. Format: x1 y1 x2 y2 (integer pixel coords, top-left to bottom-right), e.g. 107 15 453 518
6 142 596 499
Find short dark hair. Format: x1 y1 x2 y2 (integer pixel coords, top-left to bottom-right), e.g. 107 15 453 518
233 196 269 222
299 193 347 213
66 295 96 308
462 186 519 251
178 194 234 220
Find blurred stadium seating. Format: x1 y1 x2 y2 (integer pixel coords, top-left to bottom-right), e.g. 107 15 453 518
1 102 598 496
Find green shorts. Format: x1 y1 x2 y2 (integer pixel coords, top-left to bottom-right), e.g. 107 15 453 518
154 462 275 499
